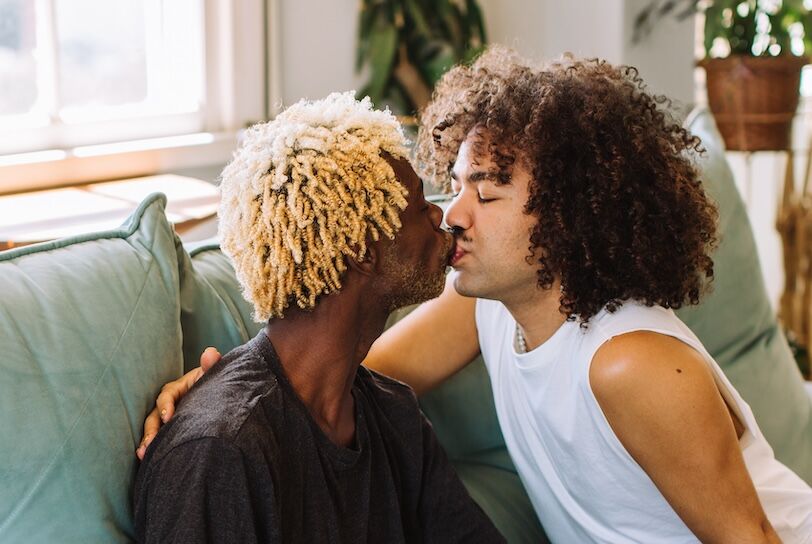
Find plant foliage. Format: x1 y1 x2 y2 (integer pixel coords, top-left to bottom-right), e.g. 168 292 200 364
634 0 812 57
356 0 487 114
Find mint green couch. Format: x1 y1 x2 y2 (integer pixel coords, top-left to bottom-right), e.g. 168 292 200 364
1 108 810 543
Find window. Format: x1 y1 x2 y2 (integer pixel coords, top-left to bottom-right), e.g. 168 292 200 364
0 0 269 193
0 0 205 155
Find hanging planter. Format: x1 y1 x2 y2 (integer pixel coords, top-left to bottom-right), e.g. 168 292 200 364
634 1 812 151
636 1 812 375
700 55 807 151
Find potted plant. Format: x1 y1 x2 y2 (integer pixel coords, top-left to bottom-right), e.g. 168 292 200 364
635 0 812 151
355 0 487 117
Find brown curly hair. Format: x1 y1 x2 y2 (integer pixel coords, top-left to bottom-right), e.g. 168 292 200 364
416 46 718 322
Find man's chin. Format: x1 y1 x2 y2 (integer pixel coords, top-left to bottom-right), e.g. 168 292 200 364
450 270 483 299
386 272 446 312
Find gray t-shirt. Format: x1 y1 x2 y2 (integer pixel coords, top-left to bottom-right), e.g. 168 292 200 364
134 330 504 543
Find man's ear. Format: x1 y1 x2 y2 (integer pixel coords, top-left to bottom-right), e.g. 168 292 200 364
347 242 380 277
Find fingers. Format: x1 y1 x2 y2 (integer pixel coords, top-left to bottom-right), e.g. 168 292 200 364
199 346 221 375
135 368 202 460
137 407 162 460
155 369 200 423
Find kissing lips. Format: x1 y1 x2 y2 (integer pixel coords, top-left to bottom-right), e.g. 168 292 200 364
449 244 468 267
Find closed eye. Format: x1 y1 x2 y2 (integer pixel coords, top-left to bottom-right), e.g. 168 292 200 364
478 195 496 203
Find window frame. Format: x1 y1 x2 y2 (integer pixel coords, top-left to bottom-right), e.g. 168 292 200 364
0 0 275 194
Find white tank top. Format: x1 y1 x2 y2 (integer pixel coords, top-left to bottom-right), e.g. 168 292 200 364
475 298 812 543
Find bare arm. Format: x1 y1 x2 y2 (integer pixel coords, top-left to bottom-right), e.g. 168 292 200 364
590 331 781 544
364 274 480 396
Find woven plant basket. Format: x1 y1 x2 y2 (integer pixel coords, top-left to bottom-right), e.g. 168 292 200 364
700 55 807 151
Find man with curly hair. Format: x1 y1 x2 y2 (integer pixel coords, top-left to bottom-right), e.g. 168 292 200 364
133 92 505 543
393 48 811 542
143 50 812 541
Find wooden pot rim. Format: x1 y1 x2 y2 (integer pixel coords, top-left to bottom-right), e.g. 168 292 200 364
698 54 809 71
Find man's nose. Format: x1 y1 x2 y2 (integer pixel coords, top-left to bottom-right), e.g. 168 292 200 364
444 192 471 232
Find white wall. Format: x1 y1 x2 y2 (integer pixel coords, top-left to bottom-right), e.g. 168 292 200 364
479 0 694 105
271 0 695 108
623 0 695 107
477 0 549 60
503 0 623 61
277 0 362 106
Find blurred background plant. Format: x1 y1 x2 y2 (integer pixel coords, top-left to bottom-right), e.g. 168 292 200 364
633 0 812 58
635 1 812 379
356 0 487 116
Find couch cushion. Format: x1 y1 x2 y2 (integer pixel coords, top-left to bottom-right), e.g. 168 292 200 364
676 108 812 482
178 240 263 372
454 456 547 544
0 194 183 542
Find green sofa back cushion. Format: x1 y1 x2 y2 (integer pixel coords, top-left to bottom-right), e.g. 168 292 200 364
676 108 812 482
0 194 183 543
178 240 263 372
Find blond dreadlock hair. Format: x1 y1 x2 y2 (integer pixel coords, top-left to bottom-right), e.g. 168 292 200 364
218 91 410 321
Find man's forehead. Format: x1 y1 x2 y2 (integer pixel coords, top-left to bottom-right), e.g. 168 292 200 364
451 152 502 182
454 131 499 165
451 131 523 184
384 152 421 192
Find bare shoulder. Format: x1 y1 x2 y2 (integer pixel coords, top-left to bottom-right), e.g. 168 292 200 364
589 330 717 406
588 330 737 461
587 334 776 541
588 330 741 471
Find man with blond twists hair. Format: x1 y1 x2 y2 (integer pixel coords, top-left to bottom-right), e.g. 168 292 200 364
133 92 504 543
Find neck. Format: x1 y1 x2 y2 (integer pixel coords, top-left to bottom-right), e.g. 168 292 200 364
502 279 567 352
265 278 389 447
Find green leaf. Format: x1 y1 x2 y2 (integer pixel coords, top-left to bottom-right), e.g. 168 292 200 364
356 0 488 102
404 0 431 36
704 3 724 55
465 0 487 44
356 83 372 103
356 1 379 71
432 0 458 44
366 24 399 105
462 43 486 65
387 78 415 115
634 0 812 57
422 44 457 86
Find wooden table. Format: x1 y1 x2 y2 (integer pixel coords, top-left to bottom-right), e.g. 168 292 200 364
0 175 220 250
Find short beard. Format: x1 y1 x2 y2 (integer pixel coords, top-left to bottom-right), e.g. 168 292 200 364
379 244 447 313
